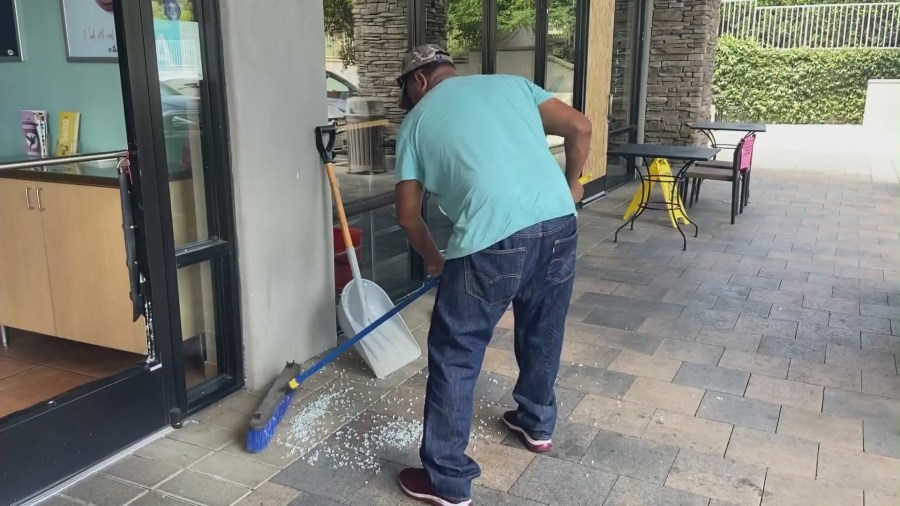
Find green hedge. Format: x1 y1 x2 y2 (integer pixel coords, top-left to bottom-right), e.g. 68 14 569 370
713 37 900 124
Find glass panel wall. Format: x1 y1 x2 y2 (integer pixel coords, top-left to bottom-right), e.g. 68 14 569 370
443 0 483 77
319 0 649 292
421 0 483 252
545 0 577 159
323 0 409 199
323 0 417 298
343 206 420 296
606 129 634 190
606 0 641 189
496 0 537 80
609 0 637 133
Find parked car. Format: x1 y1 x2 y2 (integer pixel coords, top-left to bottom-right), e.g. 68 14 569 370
326 70 358 121
160 81 200 136
326 71 359 154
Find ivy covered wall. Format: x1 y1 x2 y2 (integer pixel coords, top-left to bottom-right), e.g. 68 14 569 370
713 36 900 124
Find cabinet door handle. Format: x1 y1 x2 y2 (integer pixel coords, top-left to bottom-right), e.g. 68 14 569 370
25 187 35 210
36 187 46 211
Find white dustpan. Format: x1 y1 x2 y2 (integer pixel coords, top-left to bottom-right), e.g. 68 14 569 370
337 251 421 378
319 125 420 378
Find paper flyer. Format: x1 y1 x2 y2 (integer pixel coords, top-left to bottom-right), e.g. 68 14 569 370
56 111 81 156
20 110 49 158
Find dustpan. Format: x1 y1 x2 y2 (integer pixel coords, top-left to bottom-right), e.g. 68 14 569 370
317 125 421 378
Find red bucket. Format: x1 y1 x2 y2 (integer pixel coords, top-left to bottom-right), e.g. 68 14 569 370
334 227 362 292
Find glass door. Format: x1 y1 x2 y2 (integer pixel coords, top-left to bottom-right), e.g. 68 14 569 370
606 0 642 190
142 0 242 412
0 0 177 503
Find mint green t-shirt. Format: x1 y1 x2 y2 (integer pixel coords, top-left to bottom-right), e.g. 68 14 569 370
395 74 576 259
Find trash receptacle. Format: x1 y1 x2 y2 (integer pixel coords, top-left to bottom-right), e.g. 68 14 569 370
345 97 386 174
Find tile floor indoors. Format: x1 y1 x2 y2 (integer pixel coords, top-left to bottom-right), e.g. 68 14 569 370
0 329 214 418
43 160 900 506
0 331 142 418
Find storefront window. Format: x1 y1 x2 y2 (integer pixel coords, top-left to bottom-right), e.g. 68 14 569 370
546 0 577 153
322 0 408 203
440 0 483 76
418 0 482 251
607 0 640 187
342 206 420 297
496 0 537 80
610 0 637 132
323 0 418 297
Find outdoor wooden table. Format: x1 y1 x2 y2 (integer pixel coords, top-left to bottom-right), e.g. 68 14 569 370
608 143 720 250
689 121 767 153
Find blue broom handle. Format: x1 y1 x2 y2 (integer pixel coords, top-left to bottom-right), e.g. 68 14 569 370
291 277 439 386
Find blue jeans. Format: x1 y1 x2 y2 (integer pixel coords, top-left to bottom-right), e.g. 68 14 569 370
420 215 577 501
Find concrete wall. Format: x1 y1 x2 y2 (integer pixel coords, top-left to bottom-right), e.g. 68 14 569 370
864 79 900 134
220 0 336 390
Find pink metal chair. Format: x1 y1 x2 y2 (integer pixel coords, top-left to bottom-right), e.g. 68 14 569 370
684 133 756 224
738 133 755 210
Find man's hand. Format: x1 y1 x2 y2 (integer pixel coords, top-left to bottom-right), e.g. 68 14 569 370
396 180 444 275
569 181 584 204
538 98 592 186
426 253 445 277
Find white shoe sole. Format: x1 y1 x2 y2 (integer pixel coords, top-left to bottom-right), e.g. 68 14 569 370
399 482 472 506
502 416 552 448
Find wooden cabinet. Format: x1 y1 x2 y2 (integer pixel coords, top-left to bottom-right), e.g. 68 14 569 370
0 179 57 336
0 179 145 354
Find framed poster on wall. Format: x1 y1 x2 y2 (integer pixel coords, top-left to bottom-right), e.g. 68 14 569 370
60 0 118 62
0 0 23 62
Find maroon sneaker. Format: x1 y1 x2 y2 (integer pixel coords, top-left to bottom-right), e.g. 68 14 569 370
398 468 472 506
501 411 552 453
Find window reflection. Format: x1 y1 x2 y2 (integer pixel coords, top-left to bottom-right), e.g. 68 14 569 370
546 0 577 152
154 0 209 247
442 0 483 76
610 0 636 132
334 206 418 299
323 0 407 205
496 0 536 80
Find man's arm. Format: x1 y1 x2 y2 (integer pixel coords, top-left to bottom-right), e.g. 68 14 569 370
395 180 444 276
538 98 593 187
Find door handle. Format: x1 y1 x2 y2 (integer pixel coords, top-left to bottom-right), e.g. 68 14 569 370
36 187 46 211
25 187 35 210
117 156 145 322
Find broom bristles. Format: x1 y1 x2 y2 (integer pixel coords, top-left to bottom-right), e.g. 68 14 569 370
245 390 295 453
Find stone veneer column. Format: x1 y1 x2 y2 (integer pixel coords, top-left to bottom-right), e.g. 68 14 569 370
352 0 448 137
644 0 720 145
353 0 409 134
425 0 448 48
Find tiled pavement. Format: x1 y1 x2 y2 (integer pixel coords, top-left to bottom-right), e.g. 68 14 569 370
47 164 900 506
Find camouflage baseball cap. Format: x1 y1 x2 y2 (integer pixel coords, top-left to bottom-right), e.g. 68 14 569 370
395 44 454 87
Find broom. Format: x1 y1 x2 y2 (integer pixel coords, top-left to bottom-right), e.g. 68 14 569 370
245 277 438 453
